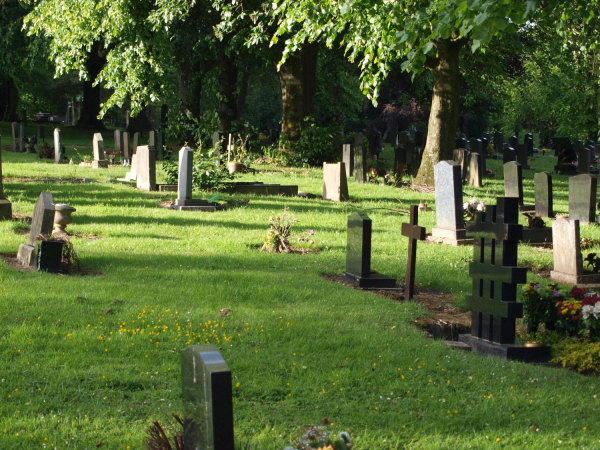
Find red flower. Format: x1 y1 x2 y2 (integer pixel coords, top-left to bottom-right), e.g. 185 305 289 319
570 286 588 300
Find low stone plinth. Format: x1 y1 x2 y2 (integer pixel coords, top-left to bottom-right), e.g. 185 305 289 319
0 199 12 220
169 205 217 212
220 182 298 197
342 271 397 289
459 334 551 362
429 228 474 246
92 160 109 169
158 184 177 192
520 227 552 247
550 270 600 285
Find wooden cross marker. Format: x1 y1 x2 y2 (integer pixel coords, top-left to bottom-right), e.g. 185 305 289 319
401 205 426 299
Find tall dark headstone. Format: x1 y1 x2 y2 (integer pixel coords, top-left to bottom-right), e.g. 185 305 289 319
455 138 468 150
181 345 235 450
401 205 426 299
462 198 527 346
432 161 470 244
516 143 528 168
0 136 12 220
19 125 24 154
577 144 592 174
353 133 366 183
38 125 45 142
503 147 516 164
534 172 553 218
342 144 353 178
524 133 534 157
114 130 122 155
504 162 523 205
509 135 518 149
11 122 18 152
568 174 597 225
343 211 396 288
494 131 504 156
29 192 55 246
414 130 424 149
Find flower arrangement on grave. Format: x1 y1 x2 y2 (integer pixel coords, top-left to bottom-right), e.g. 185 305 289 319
486 143 495 156
283 418 353 450
521 282 562 332
566 286 600 340
463 198 485 222
108 153 115 162
263 208 296 253
37 141 53 159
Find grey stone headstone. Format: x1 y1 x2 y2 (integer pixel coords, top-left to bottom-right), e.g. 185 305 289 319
156 131 164 161
148 130 155 147
342 144 353 177
123 132 131 159
54 129 62 164
467 152 483 187
181 345 235 450
504 162 523 205
494 131 504 156
19 125 24 154
353 133 366 183
432 161 465 240
126 154 138 180
29 192 55 246
323 162 349 202
534 172 553 218
114 130 122 154
136 145 156 191
11 122 18 152
569 174 597 224
177 147 193 202
345 211 371 278
93 133 104 161
212 131 222 150
552 218 581 278
133 132 140 155
452 148 468 179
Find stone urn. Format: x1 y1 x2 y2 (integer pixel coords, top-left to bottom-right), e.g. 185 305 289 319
228 162 246 174
53 204 76 235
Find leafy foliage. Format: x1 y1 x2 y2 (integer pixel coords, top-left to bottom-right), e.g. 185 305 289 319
279 116 340 167
552 338 600 373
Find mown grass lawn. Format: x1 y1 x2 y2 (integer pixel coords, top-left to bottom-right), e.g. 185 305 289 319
0 124 599 449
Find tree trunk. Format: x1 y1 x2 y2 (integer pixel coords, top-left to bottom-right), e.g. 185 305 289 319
237 70 250 121
216 39 238 132
415 39 463 187
76 41 106 129
278 42 318 137
4 79 19 122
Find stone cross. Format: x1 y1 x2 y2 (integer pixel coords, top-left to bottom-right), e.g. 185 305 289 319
504 162 523 205
181 345 235 450
401 205 426 299
322 162 349 202
53 129 62 164
136 145 156 192
465 197 527 344
0 136 12 220
343 211 396 288
342 144 353 178
534 172 553 218
353 133 366 183
568 174 597 224
114 130 122 155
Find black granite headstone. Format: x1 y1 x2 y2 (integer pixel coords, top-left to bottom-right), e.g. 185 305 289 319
343 211 396 288
534 172 553 218
516 143 528 168
353 133 366 183
464 197 527 344
494 132 504 157
504 162 523 206
503 146 516 164
37 241 63 273
577 145 592 174
181 345 235 450
414 130 424 149
29 192 55 246
509 135 518 149
342 144 353 178
524 134 534 157
455 138 468 150
569 174 597 224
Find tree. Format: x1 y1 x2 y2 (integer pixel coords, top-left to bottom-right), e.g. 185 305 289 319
272 0 543 185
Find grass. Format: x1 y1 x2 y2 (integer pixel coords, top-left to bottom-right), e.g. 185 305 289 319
1 124 600 448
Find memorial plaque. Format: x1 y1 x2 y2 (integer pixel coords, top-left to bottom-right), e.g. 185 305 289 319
534 172 553 218
181 345 235 450
568 174 597 224
504 162 523 205
29 192 55 246
342 144 353 177
464 197 527 344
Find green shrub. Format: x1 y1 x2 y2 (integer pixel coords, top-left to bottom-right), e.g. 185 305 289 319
162 148 234 191
552 338 600 373
280 116 340 167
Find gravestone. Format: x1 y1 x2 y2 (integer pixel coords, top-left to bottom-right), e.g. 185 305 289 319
353 133 366 183
18 192 58 270
0 136 12 220
470 138 486 172
504 162 523 205
123 132 131 159
470 139 482 154
577 144 592 174
343 211 396 288
455 138 468 150
53 128 63 164
136 145 156 191
19 125 24 154
212 131 222 150
509 135 518 149
148 130 155 147
132 132 140 155
181 345 235 450
172 147 213 211
323 162 349 202
503 146 516 164
114 130 122 155
467 153 483 187
398 131 410 145
568 174 597 224
414 130 424 149
155 131 164 161
342 144 353 177
494 131 504 157
534 172 553 218
388 122 398 147
38 125 45 142
92 133 108 168
551 218 600 284
401 205 426 299
516 143 528 168
11 122 18 152
524 134 534 156
125 154 138 181
452 148 468 180
459 198 549 360
431 161 471 245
